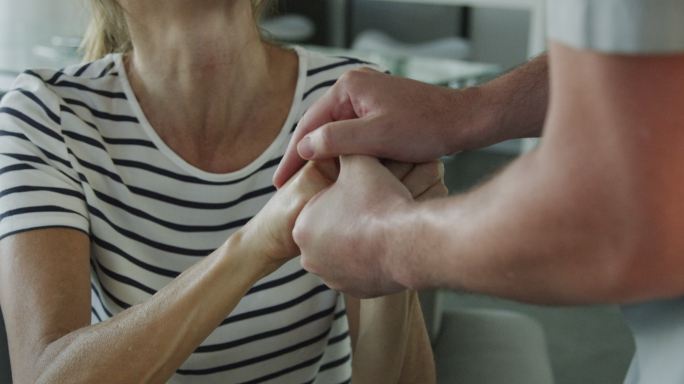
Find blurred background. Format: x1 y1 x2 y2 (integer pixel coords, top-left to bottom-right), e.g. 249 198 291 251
0 1 634 383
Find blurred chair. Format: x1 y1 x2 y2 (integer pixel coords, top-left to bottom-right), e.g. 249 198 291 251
1 309 11 384
434 308 554 384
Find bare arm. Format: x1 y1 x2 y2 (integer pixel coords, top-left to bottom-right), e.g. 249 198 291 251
296 44 684 303
274 55 549 187
393 45 684 304
342 161 442 383
0 162 332 383
345 292 436 384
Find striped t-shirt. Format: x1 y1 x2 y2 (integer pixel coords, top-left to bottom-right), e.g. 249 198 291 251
0 47 374 383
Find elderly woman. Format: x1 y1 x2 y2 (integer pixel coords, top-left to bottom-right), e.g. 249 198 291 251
0 1 443 383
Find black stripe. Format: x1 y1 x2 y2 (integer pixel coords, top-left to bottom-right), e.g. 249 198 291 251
96 62 116 78
2 152 79 185
60 104 156 148
53 80 127 99
319 354 351 372
0 129 29 141
336 379 352 384
0 205 84 222
95 258 157 296
0 107 64 142
112 156 282 186
303 80 337 100
0 225 88 242
126 184 275 210
0 185 84 200
177 328 330 375
91 307 102 322
88 205 214 257
60 104 98 131
22 69 51 84
90 186 253 232
90 282 114 317
334 309 346 320
75 156 124 183
16 89 61 124
2 153 48 165
73 62 92 77
238 354 325 384
246 268 308 296
307 58 371 77
95 274 133 310
327 331 349 346
196 304 336 353
92 235 180 278
0 163 36 176
45 70 64 85
222 284 330 326
62 130 107 151
63 98 138 123
103 138 156 148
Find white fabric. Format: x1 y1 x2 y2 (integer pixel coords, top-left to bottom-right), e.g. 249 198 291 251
548 0 684 54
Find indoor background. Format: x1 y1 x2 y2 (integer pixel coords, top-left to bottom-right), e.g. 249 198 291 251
0 1 634 383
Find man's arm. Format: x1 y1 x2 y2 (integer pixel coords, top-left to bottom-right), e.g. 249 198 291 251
274 55 549 187
296 44 684 303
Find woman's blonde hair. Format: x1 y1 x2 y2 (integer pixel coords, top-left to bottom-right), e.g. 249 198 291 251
81 0 270 61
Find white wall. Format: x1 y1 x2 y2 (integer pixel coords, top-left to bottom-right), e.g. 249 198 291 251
471 8 530 70
0 0 89 70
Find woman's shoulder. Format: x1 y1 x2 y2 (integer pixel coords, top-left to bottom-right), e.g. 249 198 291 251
1 54 121 112
297 47 387 81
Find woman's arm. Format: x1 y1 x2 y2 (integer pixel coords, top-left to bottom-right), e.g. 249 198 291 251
345 292 436 384
0 162 332 384
344 160 443 384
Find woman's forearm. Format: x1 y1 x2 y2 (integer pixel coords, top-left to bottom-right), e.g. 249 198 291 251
35 230 269 384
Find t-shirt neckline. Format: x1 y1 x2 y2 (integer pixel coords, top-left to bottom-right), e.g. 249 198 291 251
112 46 307 182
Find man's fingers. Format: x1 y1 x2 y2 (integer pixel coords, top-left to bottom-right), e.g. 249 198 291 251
273 81 357 188
298 114 396 162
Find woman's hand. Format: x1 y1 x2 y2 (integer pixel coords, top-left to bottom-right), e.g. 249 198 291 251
238 160 338 275
238 158 447 278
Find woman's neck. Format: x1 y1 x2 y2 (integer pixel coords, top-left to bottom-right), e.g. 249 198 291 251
123 2 298 173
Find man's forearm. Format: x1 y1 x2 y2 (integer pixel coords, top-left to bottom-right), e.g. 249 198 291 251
391 151 638 305
455 54 548 151
389 44 684 305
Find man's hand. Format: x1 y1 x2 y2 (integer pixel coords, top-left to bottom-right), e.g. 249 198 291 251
274 69 467 187
294 156 447 298
273 57 550 188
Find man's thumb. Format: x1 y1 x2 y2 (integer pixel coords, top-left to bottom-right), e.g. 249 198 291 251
297 118 376 160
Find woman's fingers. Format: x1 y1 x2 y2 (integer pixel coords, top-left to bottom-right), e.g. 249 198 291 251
416 181 449 201
400 160 445 198
382 160 415 181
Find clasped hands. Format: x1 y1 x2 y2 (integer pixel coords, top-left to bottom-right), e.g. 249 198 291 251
243 156 446 298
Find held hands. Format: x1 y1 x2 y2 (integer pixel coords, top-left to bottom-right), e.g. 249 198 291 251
238 161 337 276
273 68 467 188
295 156 447 298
